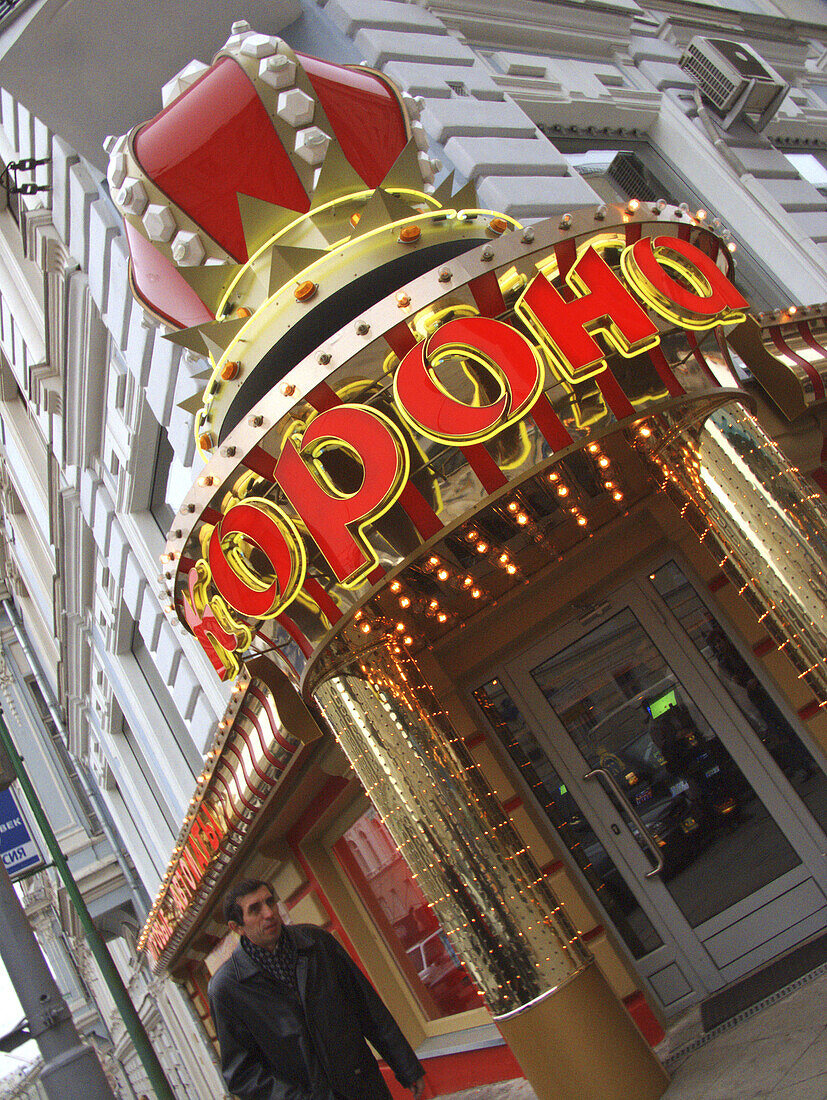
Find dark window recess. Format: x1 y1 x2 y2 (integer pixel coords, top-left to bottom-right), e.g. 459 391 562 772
5 186 20 226
25 676 102 837
604 153 660 203
131 623 198 768
542 134 783 309
446 81 469 96
150 431 175 535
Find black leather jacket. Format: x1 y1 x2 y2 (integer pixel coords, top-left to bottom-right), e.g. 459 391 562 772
208 925 424 1099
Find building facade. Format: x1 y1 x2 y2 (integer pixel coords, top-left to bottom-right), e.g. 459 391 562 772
0 0 824 1097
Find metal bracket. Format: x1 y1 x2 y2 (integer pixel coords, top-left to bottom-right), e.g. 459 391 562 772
0 158 51 198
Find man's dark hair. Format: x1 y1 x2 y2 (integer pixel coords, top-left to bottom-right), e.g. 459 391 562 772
224 878 273 925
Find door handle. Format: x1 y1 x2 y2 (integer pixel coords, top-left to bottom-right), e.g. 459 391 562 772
584 767 665 878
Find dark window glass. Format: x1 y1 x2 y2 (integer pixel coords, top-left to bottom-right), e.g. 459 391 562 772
650 561 827 836
334 807 483 1017
547 135 784 309
529 608 800 928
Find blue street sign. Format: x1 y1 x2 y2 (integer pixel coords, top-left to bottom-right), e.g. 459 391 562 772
0 788 42 879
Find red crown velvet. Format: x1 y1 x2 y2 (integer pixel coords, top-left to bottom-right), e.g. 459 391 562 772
116 47 410 328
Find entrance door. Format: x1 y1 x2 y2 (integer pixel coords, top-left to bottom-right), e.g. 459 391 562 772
476 560 827 1016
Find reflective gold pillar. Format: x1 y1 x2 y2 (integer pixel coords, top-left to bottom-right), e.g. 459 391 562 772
642 398 827 704
309 642 668 1100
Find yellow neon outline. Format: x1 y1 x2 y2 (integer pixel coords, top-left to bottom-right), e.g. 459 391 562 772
277 403 411 591
196 203 468 456
495 418 534 471
184 558 251 677
515 247 662 387
498 265 528 298
619 241 748 332
210 496 308 621
535 233 627 282
391 325 546 447
455 209 524 232
219 185 442 317
410 302 478 342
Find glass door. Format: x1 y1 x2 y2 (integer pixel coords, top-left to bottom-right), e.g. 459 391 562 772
478 563 827 1014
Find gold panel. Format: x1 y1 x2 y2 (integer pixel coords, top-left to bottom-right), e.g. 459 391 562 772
496 963 669 1100
728 310 827 421
641 398 827 705
310 639 590 1017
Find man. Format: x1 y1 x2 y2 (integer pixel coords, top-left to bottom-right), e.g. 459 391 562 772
209 878 426 1100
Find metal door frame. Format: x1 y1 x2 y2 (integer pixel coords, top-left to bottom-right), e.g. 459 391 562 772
472 553 827 1012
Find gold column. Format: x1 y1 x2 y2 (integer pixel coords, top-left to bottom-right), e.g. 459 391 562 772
642 398 827 705
309 642 668 1100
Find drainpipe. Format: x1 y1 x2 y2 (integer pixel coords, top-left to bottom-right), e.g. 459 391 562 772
690 90 748 178
0 855 116 1100
0 708 177 1100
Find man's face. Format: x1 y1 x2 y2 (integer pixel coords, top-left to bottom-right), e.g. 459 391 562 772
229 885 283 950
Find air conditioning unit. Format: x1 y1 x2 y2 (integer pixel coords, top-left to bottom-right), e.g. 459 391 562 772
680 37 789 130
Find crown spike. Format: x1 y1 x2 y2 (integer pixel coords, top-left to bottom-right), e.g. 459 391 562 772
304 215 350 248
450 177 480 212
430 170 457 207
258 250 299 298
196 316 249 361
173 263 244 316
237 193 302 259
310 140 370 211
268 245 329 296
177 388 208 414
350 188 419 239
163 325 209 356
280 221 335 252
379 138 429 195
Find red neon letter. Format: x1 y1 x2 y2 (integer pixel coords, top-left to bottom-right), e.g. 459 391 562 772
620 235 748 329
517 246 660 383
392 315 544 444
207 498 306 620
275 404 410 586
182 563 250 680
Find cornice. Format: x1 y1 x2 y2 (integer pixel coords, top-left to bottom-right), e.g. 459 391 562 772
25 212 76 280
498 74 662 132
645 2 816 63
428 0 638 56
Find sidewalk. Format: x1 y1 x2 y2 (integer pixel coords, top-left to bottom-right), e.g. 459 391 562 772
435 967 827 1100
663 968 827 1099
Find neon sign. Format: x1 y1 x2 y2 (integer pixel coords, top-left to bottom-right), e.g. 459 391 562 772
183 236 748 677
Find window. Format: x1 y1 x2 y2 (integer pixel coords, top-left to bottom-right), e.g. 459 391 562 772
150 431 192 535
782 152 827 199
131 623 194 755
334 806 483 1018
562 149 664 206
649 561 827 836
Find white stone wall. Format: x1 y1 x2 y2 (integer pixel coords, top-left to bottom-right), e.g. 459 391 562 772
320 0 827 297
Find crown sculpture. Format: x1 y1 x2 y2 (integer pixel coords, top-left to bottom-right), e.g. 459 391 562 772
110 19 805 689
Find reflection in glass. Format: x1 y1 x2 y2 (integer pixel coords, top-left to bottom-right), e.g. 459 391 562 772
650 561 827 834
475 679 662 959
335 807 482 1018
530 609 800 928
